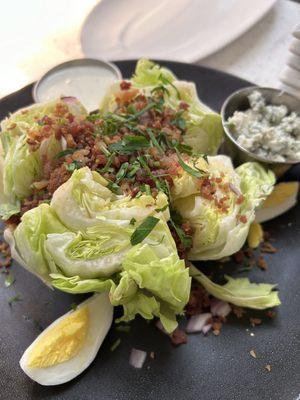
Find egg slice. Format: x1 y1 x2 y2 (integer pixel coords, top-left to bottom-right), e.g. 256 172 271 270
255 182 299 223
20 293 113 386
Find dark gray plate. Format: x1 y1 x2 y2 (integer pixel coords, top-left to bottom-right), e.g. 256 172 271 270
0 61 299 400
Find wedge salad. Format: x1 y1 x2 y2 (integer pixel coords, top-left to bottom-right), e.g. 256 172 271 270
0 59 284 385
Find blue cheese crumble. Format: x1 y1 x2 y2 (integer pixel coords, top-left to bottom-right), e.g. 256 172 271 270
227 91 300 162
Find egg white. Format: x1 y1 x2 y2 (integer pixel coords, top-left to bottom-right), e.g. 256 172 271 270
256 182 299 223
20 293 113 386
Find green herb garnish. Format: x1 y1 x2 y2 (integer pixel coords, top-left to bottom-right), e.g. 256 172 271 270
140 184 151 196
159 73 181 99
127 161 141 179
70 302 78 311
8 294 22 306
86 113 102 122
116 324 131 333
155 204 168 213
146 128 163 154
55 148 76 159
100 153 115 173
110 338 121 352
107 181 121 195
129 218 136 226
4 273 15 288
65 160 81 172
175 149 207 179
130 216 160 245
115 162 129 184
170 220 193 250
108 135 150 154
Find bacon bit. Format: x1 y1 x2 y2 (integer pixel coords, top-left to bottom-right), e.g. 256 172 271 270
250 349 257 358
0 256 11 268
232 306 246 318
179 101 189 110
120 81 132 90
233 250 244 264
244 247 254 258
238 215 248 224
236 195 245 204
186 285 211 316
250 318 262 327
0 241 9 253
212 321 222 332
266 310 276 319
260 242 278 254
170 328 187 346
265 364 272 372
257 255 268 270
149 351 155 359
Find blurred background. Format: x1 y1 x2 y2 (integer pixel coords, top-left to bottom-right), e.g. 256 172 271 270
0 0 299 98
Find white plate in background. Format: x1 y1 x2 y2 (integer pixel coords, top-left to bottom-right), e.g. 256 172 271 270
80 0 276 63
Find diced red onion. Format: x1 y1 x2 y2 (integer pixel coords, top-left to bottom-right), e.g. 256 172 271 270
61 96 77 104
202 324 212 335
61 136 67 150
129 348 147 369
210 299 231 317
229 183 241 196
186 313 212 333
61 96 84 116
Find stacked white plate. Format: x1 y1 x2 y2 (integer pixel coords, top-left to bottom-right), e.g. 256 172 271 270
80 0 276 63
280 24 300 98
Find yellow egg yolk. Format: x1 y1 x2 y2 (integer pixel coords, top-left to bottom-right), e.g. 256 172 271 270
262 182 299 208
247 222 263 249
27 306 89 368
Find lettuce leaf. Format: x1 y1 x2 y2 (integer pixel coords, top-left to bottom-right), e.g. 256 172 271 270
173 157 275 260
99 59 223 155
189 264 280 309
0 98 87 219
8 173 190 332
132 59 176 87
51 242 191 333
51 167 169 230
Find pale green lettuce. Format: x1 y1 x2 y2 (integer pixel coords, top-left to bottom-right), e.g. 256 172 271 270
7 170 190 332
51 167 169 230
189 264 280 309
99 59 223 155
173 156 275 260
0 98 87 220
51 241 191 333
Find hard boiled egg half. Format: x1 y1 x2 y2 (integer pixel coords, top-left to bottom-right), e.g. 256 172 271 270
255 182 299 223
20 293 113 385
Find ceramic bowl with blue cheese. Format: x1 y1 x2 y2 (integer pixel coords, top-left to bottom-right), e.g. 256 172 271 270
221 87 300 177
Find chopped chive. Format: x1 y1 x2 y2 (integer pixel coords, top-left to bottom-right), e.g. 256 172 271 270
55 149 76 159
4 273 15 288
130 216 160 246
116 325 131 333
146 128 164 154
8 294 22 306
110 338 121 352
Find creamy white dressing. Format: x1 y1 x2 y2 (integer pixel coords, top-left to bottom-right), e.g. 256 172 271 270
37 65 119 112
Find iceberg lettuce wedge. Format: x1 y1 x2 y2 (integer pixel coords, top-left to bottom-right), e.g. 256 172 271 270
7 168 190 332
173 157 275 260
99 59 223 155
0 98 87 220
